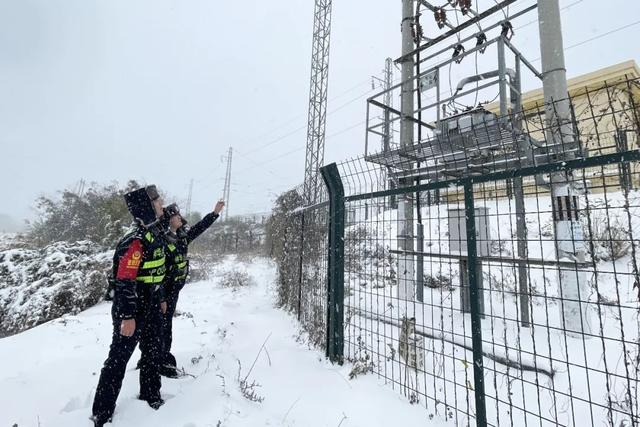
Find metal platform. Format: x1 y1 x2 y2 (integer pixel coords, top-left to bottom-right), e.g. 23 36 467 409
365 109 581 181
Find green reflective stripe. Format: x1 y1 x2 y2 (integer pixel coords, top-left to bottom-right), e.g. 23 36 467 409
167 244 176 252
176 261 187 269
145 232 154 242
141 257 165 269
136 275 165 284
176 274 187 280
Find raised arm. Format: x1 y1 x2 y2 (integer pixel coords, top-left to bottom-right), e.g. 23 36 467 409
186 200 225 244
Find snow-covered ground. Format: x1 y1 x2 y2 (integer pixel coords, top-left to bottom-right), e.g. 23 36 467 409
0 256 445 427
342 190 640 426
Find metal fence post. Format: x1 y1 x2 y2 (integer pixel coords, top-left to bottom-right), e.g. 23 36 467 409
321 163 345 364
297 211 306 321
464 181 487 427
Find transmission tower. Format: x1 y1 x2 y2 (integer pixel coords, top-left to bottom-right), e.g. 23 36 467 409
75 179 86 197
302 0 333 206
185 178 193 217
372 58 395 152
222 147 233 221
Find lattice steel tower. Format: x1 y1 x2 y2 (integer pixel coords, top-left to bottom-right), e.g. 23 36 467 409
303 0 333 206
185 178 193 217
222 147 233 221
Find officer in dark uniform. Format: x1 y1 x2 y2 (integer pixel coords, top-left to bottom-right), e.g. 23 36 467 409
91 185 168 427
160 200 224 377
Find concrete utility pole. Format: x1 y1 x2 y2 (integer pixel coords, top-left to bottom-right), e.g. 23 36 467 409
398 0 416 310
222 147 233 221
537 0 591 335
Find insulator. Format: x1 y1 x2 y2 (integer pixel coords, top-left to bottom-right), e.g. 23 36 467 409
501 21 514 40
459 0 472 15
434 8 447 29
452 43 465 63
476 32 487 53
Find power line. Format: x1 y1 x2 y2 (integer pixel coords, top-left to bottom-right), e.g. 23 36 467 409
326 120 367 139
516 0 585 31
235 78 373 156
235 146 305 175
211 81 385 188
531 19 640 62
229 85 380 181
238 87 377 158
233 118 368 178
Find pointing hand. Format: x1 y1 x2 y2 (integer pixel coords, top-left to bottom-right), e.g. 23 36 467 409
214 200 225 214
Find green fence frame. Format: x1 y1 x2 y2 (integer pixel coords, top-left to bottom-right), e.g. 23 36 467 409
321 163 345 364
320 148 640 426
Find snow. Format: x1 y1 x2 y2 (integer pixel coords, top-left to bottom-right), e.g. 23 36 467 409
342 190 640 426
0 240 112 337
0 256 445 427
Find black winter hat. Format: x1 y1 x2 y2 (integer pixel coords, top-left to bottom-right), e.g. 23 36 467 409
124 186 158 226
165 203 188 227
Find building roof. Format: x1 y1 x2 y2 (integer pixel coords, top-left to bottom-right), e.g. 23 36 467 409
486 60 640 112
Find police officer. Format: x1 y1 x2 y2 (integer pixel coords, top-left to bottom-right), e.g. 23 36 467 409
160 200 224 377
91 185 168 427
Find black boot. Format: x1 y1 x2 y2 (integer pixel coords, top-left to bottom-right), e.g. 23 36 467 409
90 414 111 427
138 394 165 410
165 352 177 368
147 397 165 410
159 363 180 378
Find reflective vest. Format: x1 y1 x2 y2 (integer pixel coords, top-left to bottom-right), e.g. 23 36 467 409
166 243 188 282
136 231 166 284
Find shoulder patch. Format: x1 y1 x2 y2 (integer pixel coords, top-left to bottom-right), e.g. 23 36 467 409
116 239 143 280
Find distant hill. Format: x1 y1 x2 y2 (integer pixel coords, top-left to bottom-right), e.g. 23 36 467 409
0 213 22 233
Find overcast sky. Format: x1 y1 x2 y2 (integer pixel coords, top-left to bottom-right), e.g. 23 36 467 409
1 0 639 225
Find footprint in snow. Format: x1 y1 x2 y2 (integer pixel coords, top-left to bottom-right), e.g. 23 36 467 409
60 392 92 413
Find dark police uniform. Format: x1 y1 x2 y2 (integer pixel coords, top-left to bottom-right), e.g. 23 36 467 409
92 187 166 427
161 210 219 373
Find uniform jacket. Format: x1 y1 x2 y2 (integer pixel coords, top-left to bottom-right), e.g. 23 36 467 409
166 211 219 288
111 224 167 319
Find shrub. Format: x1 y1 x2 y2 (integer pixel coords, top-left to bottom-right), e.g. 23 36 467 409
27 181 142 248
219 268 254 289
585 208 631 262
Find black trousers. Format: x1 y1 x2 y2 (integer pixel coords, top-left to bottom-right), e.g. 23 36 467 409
92 296 163 422
161 281 183 367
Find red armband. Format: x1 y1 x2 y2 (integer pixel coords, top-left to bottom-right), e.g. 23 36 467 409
116 239 143 280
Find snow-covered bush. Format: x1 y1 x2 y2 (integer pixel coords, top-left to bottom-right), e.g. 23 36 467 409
265 189 306 310
345 225 395 289
0 240 110 337
219 267 255 290
190 216 266 257
266 189 328 347
584 204 632 262
587 217 631 262
424 273 454 290
27 180 141 248
187 252 221 283
348 335 375 380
